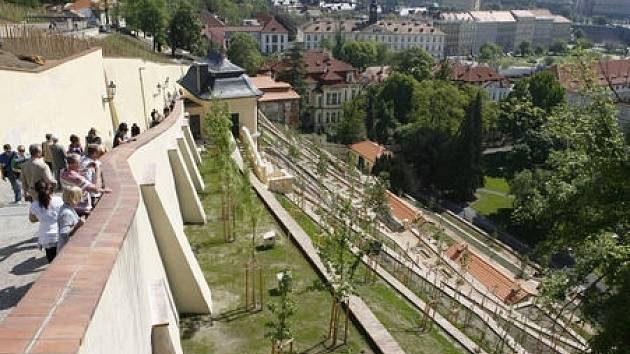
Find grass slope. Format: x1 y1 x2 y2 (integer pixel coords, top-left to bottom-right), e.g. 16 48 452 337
181 154 374 354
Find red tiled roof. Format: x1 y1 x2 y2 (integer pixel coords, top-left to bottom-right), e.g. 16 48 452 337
261 17 288 33
201 10 225 28
551 59 630 92
450 62 503 84
262 50 357 86
387 191 422 223
445 243 532 305
250 75 300 102
349 140 389 164
69 0 93 11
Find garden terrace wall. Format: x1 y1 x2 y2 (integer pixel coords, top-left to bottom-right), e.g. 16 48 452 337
0 100 211 354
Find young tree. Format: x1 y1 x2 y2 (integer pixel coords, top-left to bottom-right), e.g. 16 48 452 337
277 43 308 128
265 270 296 354
549 40 568 54
204 102 237 242
394 47 435 82
318 188 366 346
364 172 390 218
334 96 367 144
167 2 201 56
227 32 263 75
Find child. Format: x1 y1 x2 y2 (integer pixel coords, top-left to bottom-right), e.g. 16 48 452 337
57 186 85 252
29 181 63 263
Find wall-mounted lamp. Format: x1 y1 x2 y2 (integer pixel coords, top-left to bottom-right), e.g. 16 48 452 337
102 80 117 102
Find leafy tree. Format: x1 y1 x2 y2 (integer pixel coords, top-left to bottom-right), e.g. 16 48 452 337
511 53 630 353
528 71 566 112
376 42 391 64
452 92 484 200
141 0 166 51
340 40 378 70
332 30 345 59
365 173 390 218
335 96 367 144
226 32 263 75
434 59 452 81
576 37 593 50
478 42 502 65
534 46 544 56
378 73 418 125
393 47 434 82
550 40 568 54
518 41 532 56
167 2 201 56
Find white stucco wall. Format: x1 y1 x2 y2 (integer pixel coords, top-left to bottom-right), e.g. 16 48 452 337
79 203 183 354
0 49 188 149
0 49 114 148
103 58 187 131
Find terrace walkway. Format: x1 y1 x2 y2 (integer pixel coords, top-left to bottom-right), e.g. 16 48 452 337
0 182 42 322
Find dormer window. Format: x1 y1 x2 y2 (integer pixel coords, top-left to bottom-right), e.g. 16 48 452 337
346 72 354 82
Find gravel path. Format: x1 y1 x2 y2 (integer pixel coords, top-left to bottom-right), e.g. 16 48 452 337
0 180 43 321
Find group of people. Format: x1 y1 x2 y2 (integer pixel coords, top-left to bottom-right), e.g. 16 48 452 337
0 128 113 263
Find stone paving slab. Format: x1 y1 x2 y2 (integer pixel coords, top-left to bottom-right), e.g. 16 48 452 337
0 181 43 322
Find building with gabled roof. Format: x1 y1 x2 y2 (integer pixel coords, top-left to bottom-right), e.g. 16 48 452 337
250 75 300 127
261 50 361 132
449 62 513 101
202 14 290 54
349 140 390 173
179 52 262 137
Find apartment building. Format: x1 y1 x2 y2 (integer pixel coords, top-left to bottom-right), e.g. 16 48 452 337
469 11 516 53
450 62 513 101
510 10 535 48
579 0 630 19
300 19 445 59
436 12 475 57
261 51 362 132
438 0 480 11
203 16 290 54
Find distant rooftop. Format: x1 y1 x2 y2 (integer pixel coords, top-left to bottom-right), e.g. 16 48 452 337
469 10 515 23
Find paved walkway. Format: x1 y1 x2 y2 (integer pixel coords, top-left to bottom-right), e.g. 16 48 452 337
0 181 43 321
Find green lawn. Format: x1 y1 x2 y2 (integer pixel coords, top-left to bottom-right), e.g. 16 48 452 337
182 154 374 354
470 191 514 217
483 176 510 195
277 194 465 354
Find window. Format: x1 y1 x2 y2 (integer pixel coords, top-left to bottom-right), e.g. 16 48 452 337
307 34 311 41
326 112 330 123
272 35 278 43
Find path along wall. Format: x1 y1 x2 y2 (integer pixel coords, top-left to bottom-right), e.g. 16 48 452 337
0 48 186 148
0 101 212 354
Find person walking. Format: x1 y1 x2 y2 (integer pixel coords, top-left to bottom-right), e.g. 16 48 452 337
29 181 63 263
42 134 53 170
0 144 21 204
131 123 140 137
67 134 83 155
56 186 84 253
21 144 56 201
50 136 66 190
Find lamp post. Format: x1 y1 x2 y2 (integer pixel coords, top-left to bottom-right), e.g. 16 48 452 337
139 67 148 129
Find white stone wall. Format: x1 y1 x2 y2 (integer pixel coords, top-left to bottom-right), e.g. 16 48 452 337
0 49 187 149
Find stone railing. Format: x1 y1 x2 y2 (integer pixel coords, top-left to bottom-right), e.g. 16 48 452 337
0 100 212 354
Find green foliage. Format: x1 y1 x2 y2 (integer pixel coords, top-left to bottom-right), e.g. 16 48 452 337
203 0 267 25
365 173 390 218
452 92 485 200
335 95 367 144
276 43 308 128
478 42 502 65
379 73 418 125
226 32 262 75
576 37 593 50
265 270 296 344
528 71 566 112
592 16 607 25
550 40 568 54
167 1 202 55
393 47 435 82
510 52 630 353
339 40 379 69
518 41 531 56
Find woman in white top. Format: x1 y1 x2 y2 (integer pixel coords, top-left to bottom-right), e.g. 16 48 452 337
29 180 63 263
